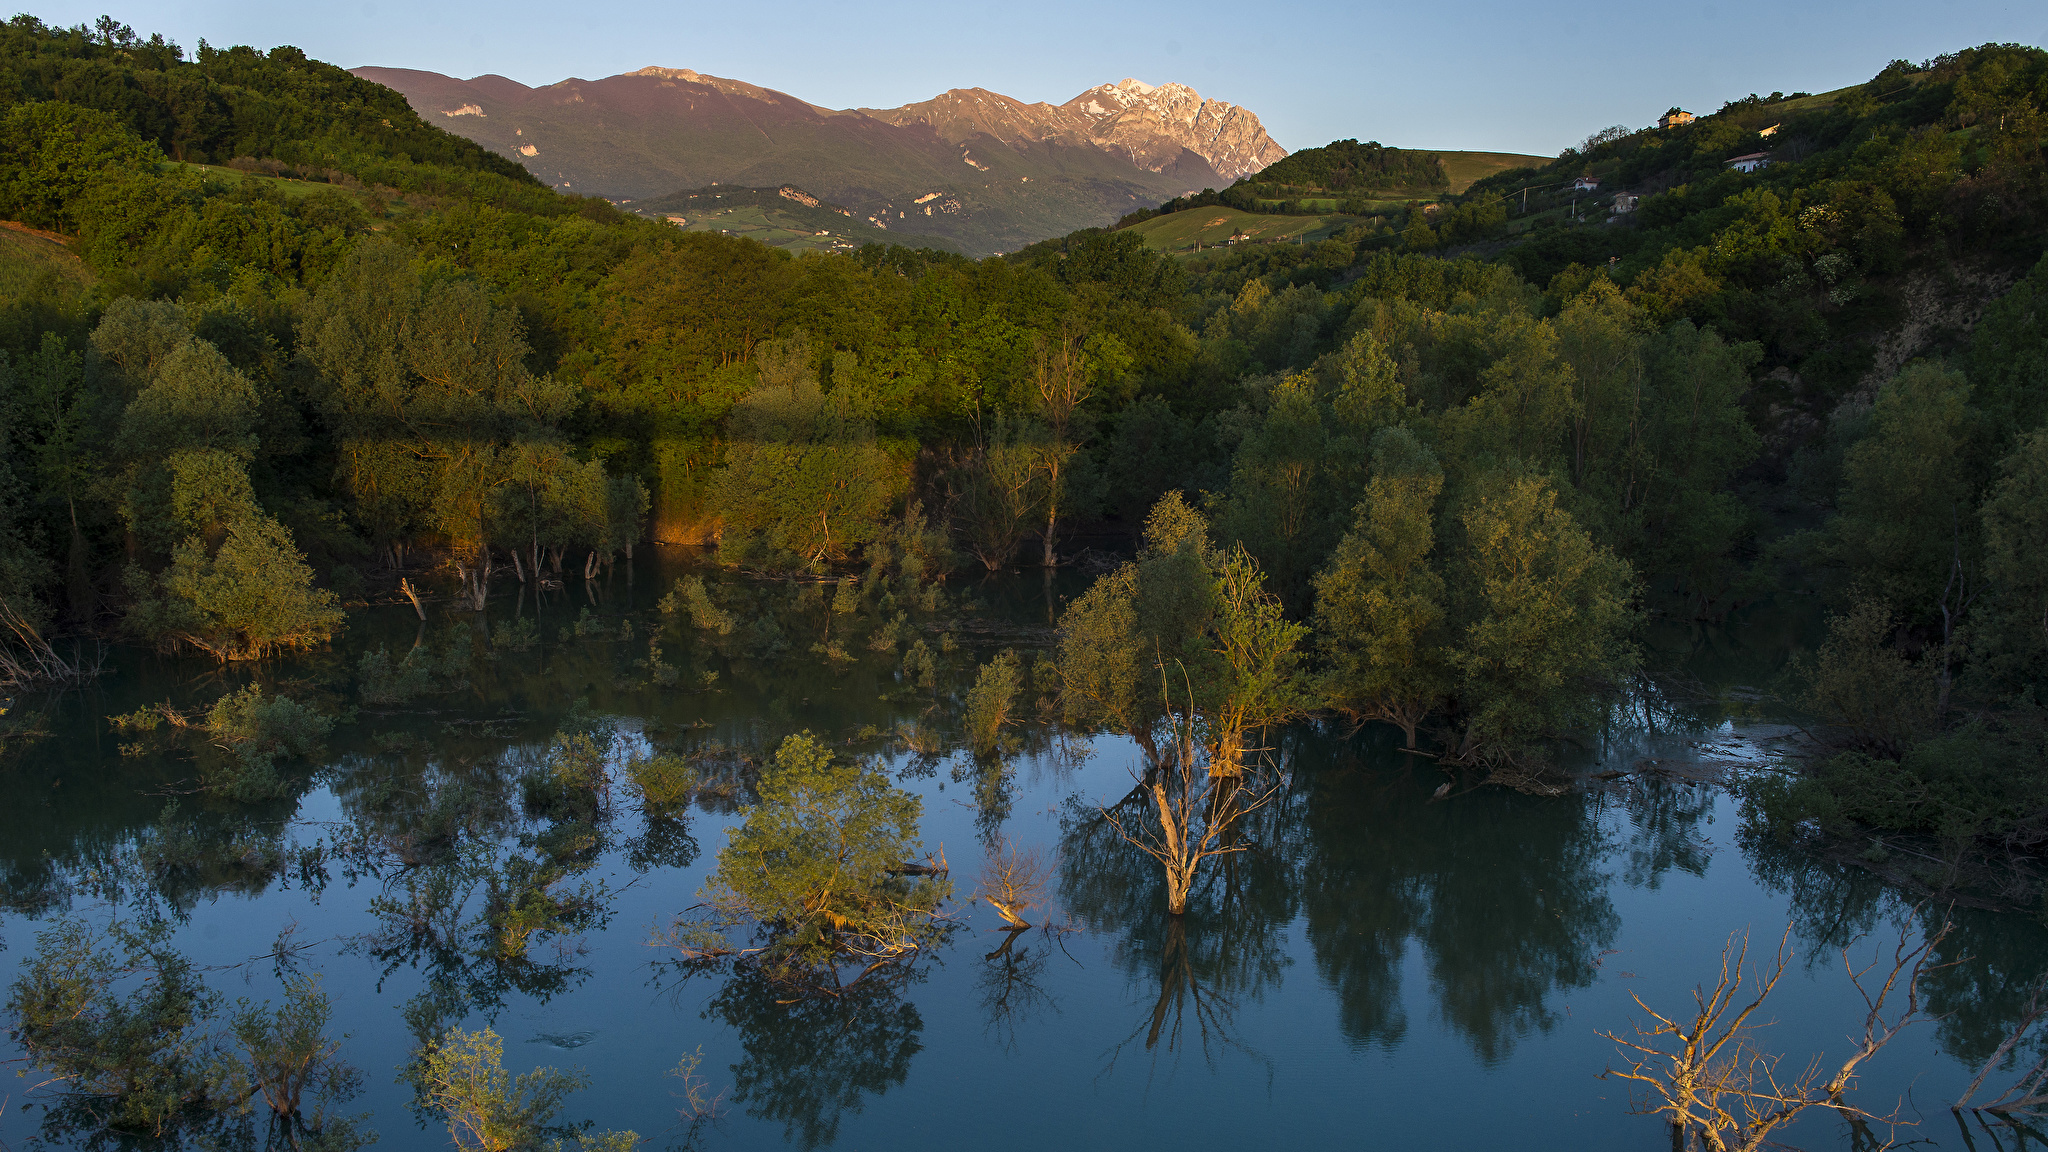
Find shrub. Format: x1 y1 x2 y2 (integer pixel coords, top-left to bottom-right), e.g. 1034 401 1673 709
405 1028 594 1152
492 616 540 653
204 686 336 801
628 752 697 812
964 650 1021 756
520 732 610 821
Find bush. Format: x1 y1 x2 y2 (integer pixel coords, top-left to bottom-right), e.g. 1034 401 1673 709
964 650 1021 756
628 752 697 812
405 1028 594 1152
204 686 336 800
357 644 436 704
520 732 610 821
125 514 345 661
492 616 540 652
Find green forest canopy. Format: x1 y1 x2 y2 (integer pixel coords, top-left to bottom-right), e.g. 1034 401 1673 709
0 18 2046 823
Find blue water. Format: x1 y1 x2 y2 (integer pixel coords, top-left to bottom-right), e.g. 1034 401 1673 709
1 549 2038 1151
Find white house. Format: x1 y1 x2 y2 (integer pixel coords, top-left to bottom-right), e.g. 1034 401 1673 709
1572 176 1601 192
1726 152 1772 173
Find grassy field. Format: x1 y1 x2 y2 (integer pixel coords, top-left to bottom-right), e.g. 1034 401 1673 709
0 223 91 297
1437 150 1552 193
1126 206 1366 254
655 203 879 253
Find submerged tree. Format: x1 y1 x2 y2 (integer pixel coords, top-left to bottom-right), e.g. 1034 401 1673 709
1057 492 1307 777
126 512 345 660
671 733 949 985
1443 470 1640 768
1314 426 1453 747
1601 919 1953 1152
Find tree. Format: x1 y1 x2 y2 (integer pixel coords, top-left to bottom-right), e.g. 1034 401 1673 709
1209 373 1363 611
8 333 105 621
1444 470 1640 767
300 239 578 576
1638 321 1762 613
1602 920 1953 1152
964 649 1021 756
0 101 162 231
684 733 948 982
1793 596 1936 757
1822 362 1986 704
1974 429 2048 693
1058 492 1307 776
1027 326 1123 566
128 512 345 660
1096 670 1285 916
406 1027 594 1152
1314 427 1453 746
955 414 1045 571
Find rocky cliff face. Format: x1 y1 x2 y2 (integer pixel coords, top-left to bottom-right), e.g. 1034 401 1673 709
874 78 1288 184
1062 79 1288 182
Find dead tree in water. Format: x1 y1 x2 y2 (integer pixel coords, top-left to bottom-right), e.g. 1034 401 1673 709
1097 673 1283 916
973 838 1051 929
0 598 100 688
1602 916 1955 1152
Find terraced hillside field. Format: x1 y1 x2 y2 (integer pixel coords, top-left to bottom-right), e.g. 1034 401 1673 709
1125 206 1366 253
1438 150 1552 192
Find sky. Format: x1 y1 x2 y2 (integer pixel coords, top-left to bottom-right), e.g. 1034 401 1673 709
27 0 2048 156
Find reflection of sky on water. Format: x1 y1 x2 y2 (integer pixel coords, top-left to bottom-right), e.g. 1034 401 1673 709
0 549 2039 1150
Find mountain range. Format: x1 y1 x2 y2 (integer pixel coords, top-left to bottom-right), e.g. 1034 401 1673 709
351 66 1287 254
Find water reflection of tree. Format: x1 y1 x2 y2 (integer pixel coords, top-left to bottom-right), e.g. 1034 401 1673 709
331 745 615 1029
1059 770 1302 1075
978 929 1056 1052
1609 776 1719 889
1301 741 1620 1064
706 964 924 1150
1742 829 2048 1081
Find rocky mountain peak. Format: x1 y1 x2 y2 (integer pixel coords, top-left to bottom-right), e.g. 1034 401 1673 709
1061 79 1286 182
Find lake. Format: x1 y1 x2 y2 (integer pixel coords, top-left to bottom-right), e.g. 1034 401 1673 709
2 547 2041 1151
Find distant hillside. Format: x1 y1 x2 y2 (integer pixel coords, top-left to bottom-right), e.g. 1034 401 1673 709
627 185 963 254
351 66 1284 255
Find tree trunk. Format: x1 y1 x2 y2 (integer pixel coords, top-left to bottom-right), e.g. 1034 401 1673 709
64 505 91 624
511 549 525 582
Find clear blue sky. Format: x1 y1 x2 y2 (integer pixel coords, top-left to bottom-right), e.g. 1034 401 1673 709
26 0 2048 156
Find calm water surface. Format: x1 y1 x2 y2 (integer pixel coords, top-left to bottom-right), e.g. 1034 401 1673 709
3 549 2042 1151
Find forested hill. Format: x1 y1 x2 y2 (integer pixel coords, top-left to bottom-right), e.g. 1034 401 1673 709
0 15 540 193
1246 139 1449 193
1 21 2046 862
